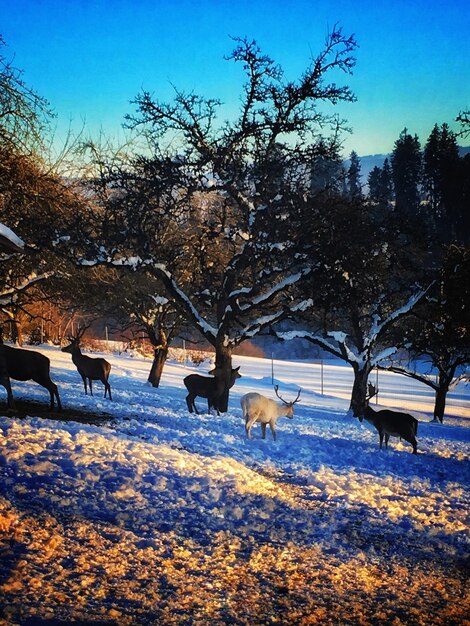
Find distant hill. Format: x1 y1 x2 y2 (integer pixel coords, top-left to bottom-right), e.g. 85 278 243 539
345 146 470 187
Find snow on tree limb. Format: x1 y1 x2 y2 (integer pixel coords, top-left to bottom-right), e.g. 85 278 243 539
379 364 438 390
366 284 434 345
276 329 342 358
148 264 218 341
238 310 290 343
0 223 25 254
0 271 52 307
276 285 434 369
238 268 311 313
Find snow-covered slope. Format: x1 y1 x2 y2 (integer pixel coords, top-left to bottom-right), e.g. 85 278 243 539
0 346 469 625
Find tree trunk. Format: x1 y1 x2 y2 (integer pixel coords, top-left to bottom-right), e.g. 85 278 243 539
433 382 449 423
11 320 22 346
147 347 169 388
214 341 233 413
349 364 372 417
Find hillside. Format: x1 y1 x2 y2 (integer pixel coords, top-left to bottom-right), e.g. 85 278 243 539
0 346 469 625
345 146 470 186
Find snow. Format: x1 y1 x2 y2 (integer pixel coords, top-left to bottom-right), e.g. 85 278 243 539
0 345 469 625
0 223 24 251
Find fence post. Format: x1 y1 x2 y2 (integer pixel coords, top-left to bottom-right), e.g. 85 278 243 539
375 366 379 404
321 359 324 396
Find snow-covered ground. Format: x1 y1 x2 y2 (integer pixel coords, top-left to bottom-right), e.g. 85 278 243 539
0 345 469 625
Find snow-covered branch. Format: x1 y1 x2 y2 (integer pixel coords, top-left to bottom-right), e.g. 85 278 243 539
238 268 311 314
0 223 25 254
0 271 52 307
149 264 217 342
366 284 433 347
275 329 343 359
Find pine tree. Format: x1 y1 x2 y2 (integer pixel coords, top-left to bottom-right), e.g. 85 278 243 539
424 123 463 241
347 150 362 198
423 124 441 214
379 158 393 206
391 129 422 217
368 158 392 207
367 166 382 203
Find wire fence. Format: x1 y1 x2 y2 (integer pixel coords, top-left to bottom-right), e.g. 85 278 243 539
267 356 469 418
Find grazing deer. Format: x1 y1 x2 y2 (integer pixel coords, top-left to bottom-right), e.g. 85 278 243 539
61 334 112 400
241 385 301 441
184 366 241 415
358 383 418 454
0 340 61 410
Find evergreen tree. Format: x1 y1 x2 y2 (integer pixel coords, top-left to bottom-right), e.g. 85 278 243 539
368 158 392 207
380 158 393 205
424 123 468 242
439 124 462 238
391 129 422 217
347 150 362 198
367 166 382 203
423 124 441 214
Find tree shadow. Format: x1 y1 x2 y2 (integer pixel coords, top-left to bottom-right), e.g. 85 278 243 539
0 397 113 425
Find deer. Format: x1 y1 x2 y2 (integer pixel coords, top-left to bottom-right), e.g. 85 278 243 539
184 366 241 415
241 385 301 441
358 383 418 454
0 339 62 410
61 333 112 400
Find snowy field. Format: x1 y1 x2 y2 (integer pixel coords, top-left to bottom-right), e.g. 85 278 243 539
0 345 469 625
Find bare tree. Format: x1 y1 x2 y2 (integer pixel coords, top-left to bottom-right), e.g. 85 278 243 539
380 245 470 422
277 197 433 416
0 36 52 155
74 27 358 411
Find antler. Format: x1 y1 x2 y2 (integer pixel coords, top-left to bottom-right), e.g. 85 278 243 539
76 323 91 339
274 385 302 405
292 388 302 404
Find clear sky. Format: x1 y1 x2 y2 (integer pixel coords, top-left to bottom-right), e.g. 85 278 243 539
2 0 469 156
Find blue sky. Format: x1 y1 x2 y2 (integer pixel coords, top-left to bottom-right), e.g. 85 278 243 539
2 0 469 156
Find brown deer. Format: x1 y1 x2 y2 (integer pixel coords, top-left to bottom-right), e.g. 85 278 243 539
61 334 112 400
0 340 62 410
241 385 301 441
184 366 241 415
359 383 418 454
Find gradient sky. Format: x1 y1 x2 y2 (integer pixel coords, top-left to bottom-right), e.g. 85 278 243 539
2 0 469 156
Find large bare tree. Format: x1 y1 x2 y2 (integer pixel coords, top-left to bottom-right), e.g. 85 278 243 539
75 27 357 411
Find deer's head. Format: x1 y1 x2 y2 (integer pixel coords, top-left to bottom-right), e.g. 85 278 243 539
274 385 301 419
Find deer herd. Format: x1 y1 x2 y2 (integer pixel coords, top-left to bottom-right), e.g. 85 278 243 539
0 339 420 454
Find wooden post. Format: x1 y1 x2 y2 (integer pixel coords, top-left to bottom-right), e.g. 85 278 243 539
375 366 379 404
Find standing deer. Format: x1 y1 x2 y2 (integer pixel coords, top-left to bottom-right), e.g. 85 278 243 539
0 340 61 410
184 366 241 415
241 385 301 441
61 335 112 400
358 383 418 454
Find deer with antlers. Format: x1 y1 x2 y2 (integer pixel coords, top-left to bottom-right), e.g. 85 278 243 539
358 383 418 454
241 385 301 441
61 328 112 400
